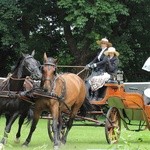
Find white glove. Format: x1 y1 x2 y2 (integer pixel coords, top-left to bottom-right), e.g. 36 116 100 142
93 63 97 67
85 64 91 69
91 63 97 68
87 64 91 68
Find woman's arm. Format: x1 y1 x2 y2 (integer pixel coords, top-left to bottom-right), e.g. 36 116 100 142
107 57 119 72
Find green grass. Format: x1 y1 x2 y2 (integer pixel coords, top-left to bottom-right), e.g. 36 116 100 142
0 117 150 150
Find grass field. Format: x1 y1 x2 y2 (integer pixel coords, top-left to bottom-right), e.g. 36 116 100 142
0 117 150 150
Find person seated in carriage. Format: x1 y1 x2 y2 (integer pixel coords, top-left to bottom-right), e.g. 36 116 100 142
86 38 112 74
86 46 119 101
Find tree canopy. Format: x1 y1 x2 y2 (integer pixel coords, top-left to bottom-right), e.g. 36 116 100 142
0 0 149 81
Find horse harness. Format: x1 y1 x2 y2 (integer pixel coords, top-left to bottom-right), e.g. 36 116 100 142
37 73 70 111
39 60 70 111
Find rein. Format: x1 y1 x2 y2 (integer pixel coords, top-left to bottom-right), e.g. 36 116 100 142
46 74 70 111
77 67 86 76
30 88 71 112
58 65 87 76
10 76 26 81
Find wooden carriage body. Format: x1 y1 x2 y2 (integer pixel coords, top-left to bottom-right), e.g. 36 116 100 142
104 82 150 144
107 90 150 129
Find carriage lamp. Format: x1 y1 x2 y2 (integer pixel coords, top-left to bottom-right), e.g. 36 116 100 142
117 70 124 83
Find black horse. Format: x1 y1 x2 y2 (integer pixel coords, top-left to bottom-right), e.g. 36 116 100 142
0 50 42 148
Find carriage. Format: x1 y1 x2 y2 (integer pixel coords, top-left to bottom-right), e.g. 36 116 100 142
45 57 150 147
0 52 124 150
0 52 149 150
104 57 150 144
105 85 150 144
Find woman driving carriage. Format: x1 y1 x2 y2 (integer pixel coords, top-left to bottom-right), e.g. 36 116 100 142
86 38 112 72
87 46 119 101
85 38 111 100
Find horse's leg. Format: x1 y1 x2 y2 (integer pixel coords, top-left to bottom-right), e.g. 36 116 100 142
61 109 76 144
58 113 63 141
51 104 60 150
1 112 19 145
14 113 27 143
5 114 11 126
61 116 74 144
61 104 81 144
22 109 40 147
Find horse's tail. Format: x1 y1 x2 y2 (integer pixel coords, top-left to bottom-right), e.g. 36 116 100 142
79 98 94 117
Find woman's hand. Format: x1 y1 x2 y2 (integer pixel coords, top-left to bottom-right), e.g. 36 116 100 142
90 63 97 68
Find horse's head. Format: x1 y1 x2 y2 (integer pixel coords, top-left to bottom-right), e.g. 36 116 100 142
41 53 57 91
12 50 42 80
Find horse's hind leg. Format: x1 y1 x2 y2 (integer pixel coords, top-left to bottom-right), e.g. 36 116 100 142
61 100 84 144
61 116 74 144
1 112 19 145
14 113 27 143
22 110 40 147
61 107 77 144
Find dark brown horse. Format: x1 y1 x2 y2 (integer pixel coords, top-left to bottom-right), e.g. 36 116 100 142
0 51 42 149
22 53 86 149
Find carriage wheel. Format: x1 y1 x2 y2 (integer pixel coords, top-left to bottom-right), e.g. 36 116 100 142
105 107 121 144
47 114 68 142
47 116 54 142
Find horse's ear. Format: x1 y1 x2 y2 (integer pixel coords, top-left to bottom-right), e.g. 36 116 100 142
44 53 48 62
31 50 35 56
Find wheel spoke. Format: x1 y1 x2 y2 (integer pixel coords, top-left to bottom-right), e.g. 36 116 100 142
105 107 121 144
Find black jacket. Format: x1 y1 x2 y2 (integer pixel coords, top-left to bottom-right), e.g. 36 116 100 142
89 48 108 72
105 56 119 78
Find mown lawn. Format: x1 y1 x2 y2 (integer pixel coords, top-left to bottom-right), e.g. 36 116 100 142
0 117 150 150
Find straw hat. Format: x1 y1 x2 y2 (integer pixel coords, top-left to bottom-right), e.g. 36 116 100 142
96 38 112 47
104 47 119 56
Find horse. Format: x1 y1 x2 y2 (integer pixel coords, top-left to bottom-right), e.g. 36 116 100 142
0 50 42 149
22 53 86 149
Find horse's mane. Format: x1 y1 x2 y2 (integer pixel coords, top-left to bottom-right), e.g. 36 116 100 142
11 55 25 73
11 53 33 73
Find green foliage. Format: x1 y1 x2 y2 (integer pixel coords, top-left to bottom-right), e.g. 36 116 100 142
57 50 74 65
0 0 28 75
58 0 129 29
0 0 149 81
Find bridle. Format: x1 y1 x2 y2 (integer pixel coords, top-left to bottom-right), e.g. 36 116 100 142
23 56 40 76
3 55 40 87
42 62 56 82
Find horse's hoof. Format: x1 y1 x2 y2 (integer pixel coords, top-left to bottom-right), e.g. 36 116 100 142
0 138 7 145
61 139 66 145
53 145 59 150
0 143 4 150
14 138 20 143
22 144 28 148
58 141 61 146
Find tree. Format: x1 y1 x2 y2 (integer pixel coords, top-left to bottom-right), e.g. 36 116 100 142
0 0 149 82
0 0 27 76
111 0 150 81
